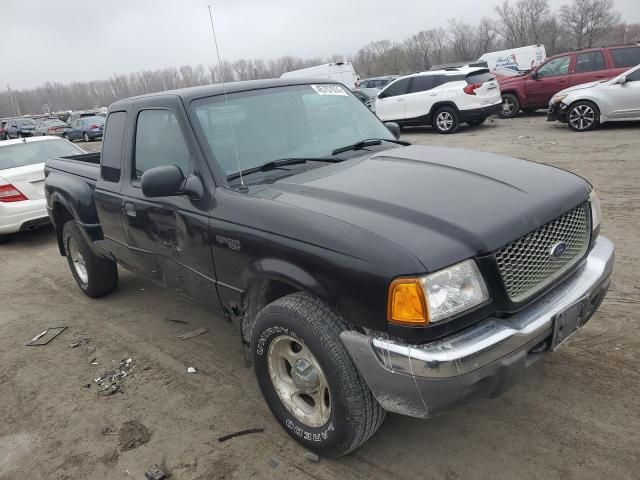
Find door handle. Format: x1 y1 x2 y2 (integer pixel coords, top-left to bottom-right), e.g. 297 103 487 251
123 202 137 218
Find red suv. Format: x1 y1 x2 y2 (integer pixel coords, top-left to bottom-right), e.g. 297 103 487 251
498 44 640 118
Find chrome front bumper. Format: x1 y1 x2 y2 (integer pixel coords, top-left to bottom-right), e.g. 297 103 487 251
340 236 615 418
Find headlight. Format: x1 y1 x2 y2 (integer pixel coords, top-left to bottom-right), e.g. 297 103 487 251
550 94 568 105
388 259 489 326
590 189 601 232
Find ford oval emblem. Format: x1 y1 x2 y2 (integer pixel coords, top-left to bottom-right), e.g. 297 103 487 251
550 241 568 258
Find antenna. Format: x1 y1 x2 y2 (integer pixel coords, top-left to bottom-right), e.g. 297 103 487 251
207 5 246 191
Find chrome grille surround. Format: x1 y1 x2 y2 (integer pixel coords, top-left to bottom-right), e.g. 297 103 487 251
495 203 591 302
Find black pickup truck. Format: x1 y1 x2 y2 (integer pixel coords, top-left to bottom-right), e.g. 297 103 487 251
45 79 614 457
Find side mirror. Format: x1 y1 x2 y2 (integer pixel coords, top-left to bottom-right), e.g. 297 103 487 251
141 165 185 198
378 91 387 99
384 122 401 139
531 71 539 80
617 76 627 85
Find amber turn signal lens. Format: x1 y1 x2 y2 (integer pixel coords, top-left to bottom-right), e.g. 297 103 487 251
387 278 429 326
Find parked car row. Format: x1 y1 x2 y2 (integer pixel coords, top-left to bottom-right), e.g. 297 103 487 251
1 112 105 143
354 43 640 134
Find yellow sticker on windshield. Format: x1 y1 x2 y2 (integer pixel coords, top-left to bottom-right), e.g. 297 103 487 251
311 84 348 96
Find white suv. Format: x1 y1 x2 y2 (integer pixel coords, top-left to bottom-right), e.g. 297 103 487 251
375 67 502 134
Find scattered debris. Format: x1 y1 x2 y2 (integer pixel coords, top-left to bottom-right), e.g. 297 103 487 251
304 451 320 463
94 358 134 396
268 458 279 468
84 383 91 389
178 327 208 340
102 426 119 436
218 428 264 442
187 367 197 374
165 318 188 325
145 465 167 480
26 326 67 346
119 420 151 451
69 337 90 348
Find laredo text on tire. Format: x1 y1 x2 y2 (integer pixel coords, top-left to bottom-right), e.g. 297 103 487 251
62 220 118 298
251 292 385 457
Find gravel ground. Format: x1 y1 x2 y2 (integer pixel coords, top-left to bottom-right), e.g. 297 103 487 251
1 114 639 479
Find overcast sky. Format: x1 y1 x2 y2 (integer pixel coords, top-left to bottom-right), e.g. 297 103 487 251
3 0 639 89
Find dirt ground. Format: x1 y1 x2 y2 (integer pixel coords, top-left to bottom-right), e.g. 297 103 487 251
1 115 639 480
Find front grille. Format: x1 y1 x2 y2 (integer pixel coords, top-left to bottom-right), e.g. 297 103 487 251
495 203 590 302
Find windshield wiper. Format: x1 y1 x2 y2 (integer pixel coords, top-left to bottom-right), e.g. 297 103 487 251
331 138 411 155
227 157 341 180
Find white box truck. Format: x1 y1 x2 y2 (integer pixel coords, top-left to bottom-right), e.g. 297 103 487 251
477 45 546 73
280 62 358 89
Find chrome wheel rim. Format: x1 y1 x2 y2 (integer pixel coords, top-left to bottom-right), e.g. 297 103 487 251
569 105 595 130
502 98 515 115
267 335 331 427
68 237 88 283
84 133 89 142
436 112 454 131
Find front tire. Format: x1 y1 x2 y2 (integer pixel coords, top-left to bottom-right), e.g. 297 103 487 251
63 220 118 298
499 93 520 118
251 292 385 457
567 101 599 132
433 106 459 134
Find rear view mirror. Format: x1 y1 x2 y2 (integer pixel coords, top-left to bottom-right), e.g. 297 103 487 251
384 122 401 139
141 165 185 198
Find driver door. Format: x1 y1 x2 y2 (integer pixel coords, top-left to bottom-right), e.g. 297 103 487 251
375 77 412 122
526 54 573 106
120 97 221 310
602 68 640 120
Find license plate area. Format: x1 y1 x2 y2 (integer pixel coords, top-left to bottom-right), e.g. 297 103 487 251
551 298 588 351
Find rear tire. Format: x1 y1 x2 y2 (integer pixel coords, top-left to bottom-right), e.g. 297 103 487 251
433 106 459 134
62 220 118 298
251 292 385 457
499 93 520 118
567 100 599 132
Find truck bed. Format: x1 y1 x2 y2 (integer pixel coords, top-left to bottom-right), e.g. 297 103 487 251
46 153 100 183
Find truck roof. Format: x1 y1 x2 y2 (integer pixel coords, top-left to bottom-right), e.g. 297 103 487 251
110 78 341 108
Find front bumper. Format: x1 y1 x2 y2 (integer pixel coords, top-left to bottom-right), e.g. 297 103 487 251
459 102 502 122
341 236 615 418
547 102 569 123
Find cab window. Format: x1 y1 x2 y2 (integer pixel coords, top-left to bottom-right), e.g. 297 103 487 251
134 110 190 179
537 56 571 78
380 78 411 98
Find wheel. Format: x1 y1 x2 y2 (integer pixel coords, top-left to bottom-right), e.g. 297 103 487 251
83 132 90 142
251 292 385 457
499 93 520 118
567 101 599 132
62 220 118 298
433 106 459 134
467 117 487 126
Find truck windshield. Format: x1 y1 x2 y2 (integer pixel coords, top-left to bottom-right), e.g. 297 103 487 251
191 84 394 177
0 139 84 170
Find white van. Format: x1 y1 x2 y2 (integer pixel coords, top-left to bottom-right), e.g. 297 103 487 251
281 62 358 89
477 45 546 73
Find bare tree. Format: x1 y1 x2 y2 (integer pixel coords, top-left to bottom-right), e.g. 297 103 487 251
560 0 620 48
449 19 476 61
495 0 550 47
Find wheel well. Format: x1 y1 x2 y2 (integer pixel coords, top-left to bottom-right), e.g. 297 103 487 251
239 278 300 354
53 202 74 255
567 98 600 116
428 101 459 122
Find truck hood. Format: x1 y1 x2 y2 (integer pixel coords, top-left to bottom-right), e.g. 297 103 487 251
266 145 590 272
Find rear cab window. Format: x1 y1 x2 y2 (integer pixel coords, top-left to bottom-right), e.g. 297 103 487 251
575 51 606 72
610 47 640 68
100 111 127 183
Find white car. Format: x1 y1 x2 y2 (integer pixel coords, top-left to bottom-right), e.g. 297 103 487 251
548 63 640 132
375 67 502 134
0 136 84 242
